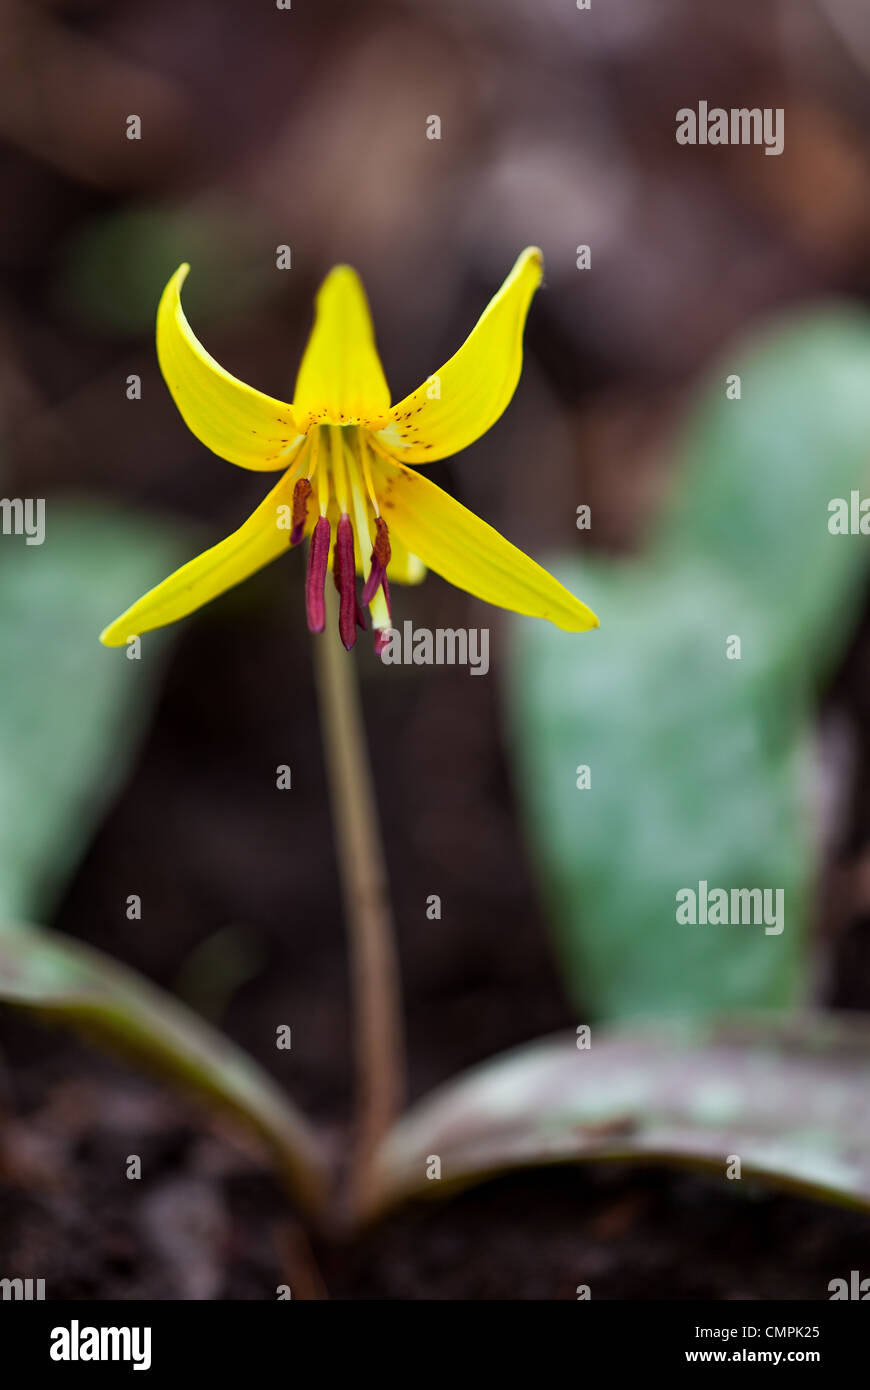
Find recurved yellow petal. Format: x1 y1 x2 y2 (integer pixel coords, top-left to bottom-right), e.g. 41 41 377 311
100 469 300 646
158 265 303 470
374 455 598 632
376 247 543 464
293 266 391 430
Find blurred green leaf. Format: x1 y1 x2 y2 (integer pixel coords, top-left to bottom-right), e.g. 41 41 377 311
510 559 808 1018
0 498 186 922
0 500 328 1213
55 203 272 337
507 308 870 1020
368 1014 870 1217
0 918 327 1214
658 307 870 674
173 925 265 1024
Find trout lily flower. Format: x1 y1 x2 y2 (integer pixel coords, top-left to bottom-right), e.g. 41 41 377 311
100 247 598 651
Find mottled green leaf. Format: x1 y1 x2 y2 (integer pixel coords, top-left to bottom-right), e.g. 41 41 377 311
507 309 870 1020
659 307 870 673
368 1014 870 1216
510 559 808 1019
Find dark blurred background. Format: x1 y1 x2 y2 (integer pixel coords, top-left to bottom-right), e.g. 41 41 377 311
3 0 870 1299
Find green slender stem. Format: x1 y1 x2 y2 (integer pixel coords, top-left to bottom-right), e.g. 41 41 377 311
313 586 405 1214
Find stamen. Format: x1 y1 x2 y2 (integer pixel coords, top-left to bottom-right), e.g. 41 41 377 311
305 516 330 633
366 433 403 468
312 428 330 516
361 515 391 605
290 477 312 546
374 628 389 656
330 427 350 514
345 434 374 568
333 514 358 650
358 433 380 515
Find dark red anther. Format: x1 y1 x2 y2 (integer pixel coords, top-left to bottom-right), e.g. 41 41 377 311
305 516 330 633
290 477 312 546
361 515 391 606
334 514 358 650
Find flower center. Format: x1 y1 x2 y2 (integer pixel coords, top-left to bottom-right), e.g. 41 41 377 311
290 425 391 651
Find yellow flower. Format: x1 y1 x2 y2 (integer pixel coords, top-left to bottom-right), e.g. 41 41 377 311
100 248 598 651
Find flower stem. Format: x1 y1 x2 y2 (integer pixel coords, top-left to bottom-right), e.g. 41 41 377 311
313 586 405 1216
